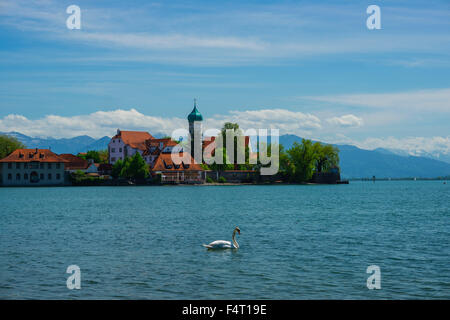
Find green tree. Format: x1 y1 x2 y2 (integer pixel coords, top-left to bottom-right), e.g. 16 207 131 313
219 123 245 167
287 139 317 183
208 147 235 171
313 143 339 173
111 159 124 178
0 135 26 159
120 157 132 179
120 153 149 180
71 170 86 183
98 150 109 164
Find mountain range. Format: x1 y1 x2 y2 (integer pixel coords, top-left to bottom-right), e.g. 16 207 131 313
1 131 450 179
278 134 450 179
1 132 111 155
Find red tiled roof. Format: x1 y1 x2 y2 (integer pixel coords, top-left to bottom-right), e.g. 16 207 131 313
112 130 154 151
59 153 89 170
203 136 216 149
0 149 68 163
143 138 179 156
151 152 203 172
203 136 250 149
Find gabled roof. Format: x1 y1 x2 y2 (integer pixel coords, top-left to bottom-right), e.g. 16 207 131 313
143 138 179 156
202 136 216 150
59 153 89 170
202 136 251 150
0 149 68 163
151 152 203 172
112 130 154 151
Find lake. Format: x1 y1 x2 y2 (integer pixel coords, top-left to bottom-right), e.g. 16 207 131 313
0 181 449 299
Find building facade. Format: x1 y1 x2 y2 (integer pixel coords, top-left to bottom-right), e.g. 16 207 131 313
108 130 153 164
0 149 67 186
151 152 205 184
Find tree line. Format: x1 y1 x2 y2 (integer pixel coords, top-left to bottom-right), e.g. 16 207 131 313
1 125 339 184
202 122 340 183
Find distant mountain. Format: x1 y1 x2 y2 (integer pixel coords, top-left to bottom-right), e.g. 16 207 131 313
378 147 450 164
279 134 450 179
0 131 110 154
77 136 110 154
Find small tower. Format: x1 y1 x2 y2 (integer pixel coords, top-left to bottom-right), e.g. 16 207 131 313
188 99 203 163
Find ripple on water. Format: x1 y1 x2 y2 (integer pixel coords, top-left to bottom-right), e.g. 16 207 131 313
0 182 449 299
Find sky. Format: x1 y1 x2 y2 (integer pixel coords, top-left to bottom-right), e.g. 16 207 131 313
0 0 449 158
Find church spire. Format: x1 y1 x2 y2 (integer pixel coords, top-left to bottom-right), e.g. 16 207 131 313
188 98 203 122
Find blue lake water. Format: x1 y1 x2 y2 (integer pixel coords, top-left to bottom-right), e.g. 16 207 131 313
0 181 449 299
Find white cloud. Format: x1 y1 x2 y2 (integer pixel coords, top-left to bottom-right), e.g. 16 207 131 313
69 32 266 51
356 136 450 159
326 114 363 128
0 109 186 139
304 88 450 113
0 108 324 139
2 108 449 161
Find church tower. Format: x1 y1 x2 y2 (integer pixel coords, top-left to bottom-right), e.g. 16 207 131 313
188 99 203 164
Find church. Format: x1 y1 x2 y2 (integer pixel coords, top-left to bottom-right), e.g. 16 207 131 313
107 101 209 183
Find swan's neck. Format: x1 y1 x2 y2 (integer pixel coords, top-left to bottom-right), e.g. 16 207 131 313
232 230 239 248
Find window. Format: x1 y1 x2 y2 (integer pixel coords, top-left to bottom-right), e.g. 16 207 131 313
40 173 44 180
112 148 116 153
119 148 122 152
24 163 28 169
113 140 115 143
24 173 28 180
48 173 52 180
56 173 61 180
8 173 12 180
48 163 52 169
111 157 116 162
16 163 20 169
8 163 12 169
40 163 44 169
56 163 60 169
16 173 20 180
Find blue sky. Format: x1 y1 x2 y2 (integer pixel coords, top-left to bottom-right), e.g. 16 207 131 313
0 0 449 157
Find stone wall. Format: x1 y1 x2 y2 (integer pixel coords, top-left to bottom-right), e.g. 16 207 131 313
205 170 258 183
311 171 341 184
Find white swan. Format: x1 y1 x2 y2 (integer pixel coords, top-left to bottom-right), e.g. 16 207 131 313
203 227 241 249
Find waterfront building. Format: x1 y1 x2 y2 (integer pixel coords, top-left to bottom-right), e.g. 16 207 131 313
142 138 180 165
59 153 99 174
0 149 67 186
105 101 254 183
108 130 153 164
151 152 205 183
59 153 89 173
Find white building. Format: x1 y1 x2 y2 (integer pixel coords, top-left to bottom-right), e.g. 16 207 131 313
108 130 153 164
